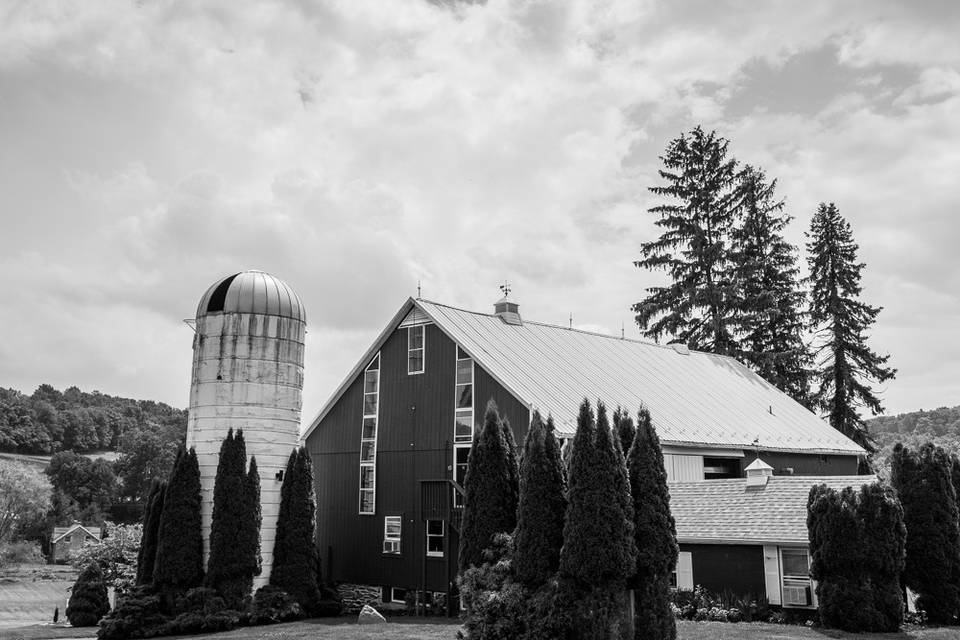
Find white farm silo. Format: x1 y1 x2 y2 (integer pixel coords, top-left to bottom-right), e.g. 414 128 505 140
186 270 306 590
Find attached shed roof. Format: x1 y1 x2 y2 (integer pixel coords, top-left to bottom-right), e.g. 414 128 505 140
303 298 864 456
670 475 876 546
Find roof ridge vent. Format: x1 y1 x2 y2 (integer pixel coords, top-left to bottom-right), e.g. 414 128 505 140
494 295 522 326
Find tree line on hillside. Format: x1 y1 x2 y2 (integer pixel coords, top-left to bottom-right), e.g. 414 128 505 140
635 126 895 454
458 399 677 640
0 384 186 456
867 406 960 478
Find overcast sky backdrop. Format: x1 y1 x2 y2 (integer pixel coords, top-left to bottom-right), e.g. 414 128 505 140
1 0 958 427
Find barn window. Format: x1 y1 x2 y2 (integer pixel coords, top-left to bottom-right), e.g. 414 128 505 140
453 345 474 507
780 548 812 607
426 520 445 557
383 516 401 554
703 457 740 479
359 353 380 515
408 326 425 374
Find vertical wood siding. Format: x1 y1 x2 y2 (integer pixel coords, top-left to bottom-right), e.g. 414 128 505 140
307 323 528 593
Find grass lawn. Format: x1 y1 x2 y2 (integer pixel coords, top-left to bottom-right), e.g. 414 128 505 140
2 618 959 640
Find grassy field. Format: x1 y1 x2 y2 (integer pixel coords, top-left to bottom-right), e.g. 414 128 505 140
1 618 959 640
0 564 77 632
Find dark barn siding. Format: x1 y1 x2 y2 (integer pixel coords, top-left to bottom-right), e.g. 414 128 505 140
307 322 528 593
681 543 766 597
764 452 859 476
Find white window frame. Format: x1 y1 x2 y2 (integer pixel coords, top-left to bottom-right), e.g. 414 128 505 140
453 346 474 507
390 587 407 603
407 325 425 374
383 516 402 555
780 547 812 607
426 519 445 558
359 353 380 515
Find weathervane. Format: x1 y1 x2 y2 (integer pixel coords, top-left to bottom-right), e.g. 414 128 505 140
417 280 422 299
499 281 511 298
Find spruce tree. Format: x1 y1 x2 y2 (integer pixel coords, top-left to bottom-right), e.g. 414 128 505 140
732 166 811 406
458 400 518 571
270 448 321 614
890 443 960 623
627 406 678 640
613 407 637 457
135 479 165 586
513 411 567 587
633 126 741 355
66 563 110 626
806 203 895 449
153 446 204 593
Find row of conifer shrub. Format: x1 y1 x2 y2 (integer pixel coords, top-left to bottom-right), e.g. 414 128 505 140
89 431 340 638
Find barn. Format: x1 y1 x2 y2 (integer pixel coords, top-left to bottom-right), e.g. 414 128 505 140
301 295 865 608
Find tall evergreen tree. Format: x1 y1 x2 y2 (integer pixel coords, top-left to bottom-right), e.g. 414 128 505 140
153 446 204 593
806 203 896 449
613 407 637 457
732 166 811 405
458 400 518 571
633 126 741 356
513 411 567 587
890 443 960 623
270 448 321 614
627 406 678 640
244 457 262 579
135 479 165 586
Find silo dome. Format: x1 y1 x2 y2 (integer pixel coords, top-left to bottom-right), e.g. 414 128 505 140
196 270 306 322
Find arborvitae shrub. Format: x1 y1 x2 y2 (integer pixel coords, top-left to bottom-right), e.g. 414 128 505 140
67 563 110 626
458 400 518 572
613 407 636 458
627 405 678 640
205 431 261 607
500 416 520 512
135 480 165 586
559 400 636 639
270 448 322 615
457 533 525 640
513 411 567 587
250 585 304 625
891 443 960 623
153 446 204 594
807 482 905 632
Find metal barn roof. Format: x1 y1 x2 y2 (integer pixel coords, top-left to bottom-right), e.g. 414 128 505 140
303 298 864 456
670 475 876 545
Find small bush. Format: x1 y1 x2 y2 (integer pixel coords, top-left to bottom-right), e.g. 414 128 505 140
174 586 229 615
67 563 110 627
250 585 304 625
97 585 165 640
0 541 43 567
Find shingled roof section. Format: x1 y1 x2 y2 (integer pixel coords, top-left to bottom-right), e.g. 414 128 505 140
669 475 876 545
304 298 865 457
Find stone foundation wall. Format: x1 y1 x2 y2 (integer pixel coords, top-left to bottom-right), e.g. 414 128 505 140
337 583 382 613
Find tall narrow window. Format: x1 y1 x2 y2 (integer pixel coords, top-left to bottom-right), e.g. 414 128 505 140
408 326 425 374
453 345 474 506
426 520 445 557
780 548 812 606
359 353 380 515
383 516 401 554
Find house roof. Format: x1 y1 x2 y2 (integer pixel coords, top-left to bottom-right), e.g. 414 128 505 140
302 298 864 456
670 475 876 545
51 523 101 544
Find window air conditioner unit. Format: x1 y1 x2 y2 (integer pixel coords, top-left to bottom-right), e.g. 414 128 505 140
782 580 810 606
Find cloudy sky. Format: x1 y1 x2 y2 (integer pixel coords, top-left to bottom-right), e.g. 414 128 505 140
1 0 958 427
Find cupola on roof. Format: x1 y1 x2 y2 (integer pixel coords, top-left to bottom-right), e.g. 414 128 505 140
196 270 305 321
